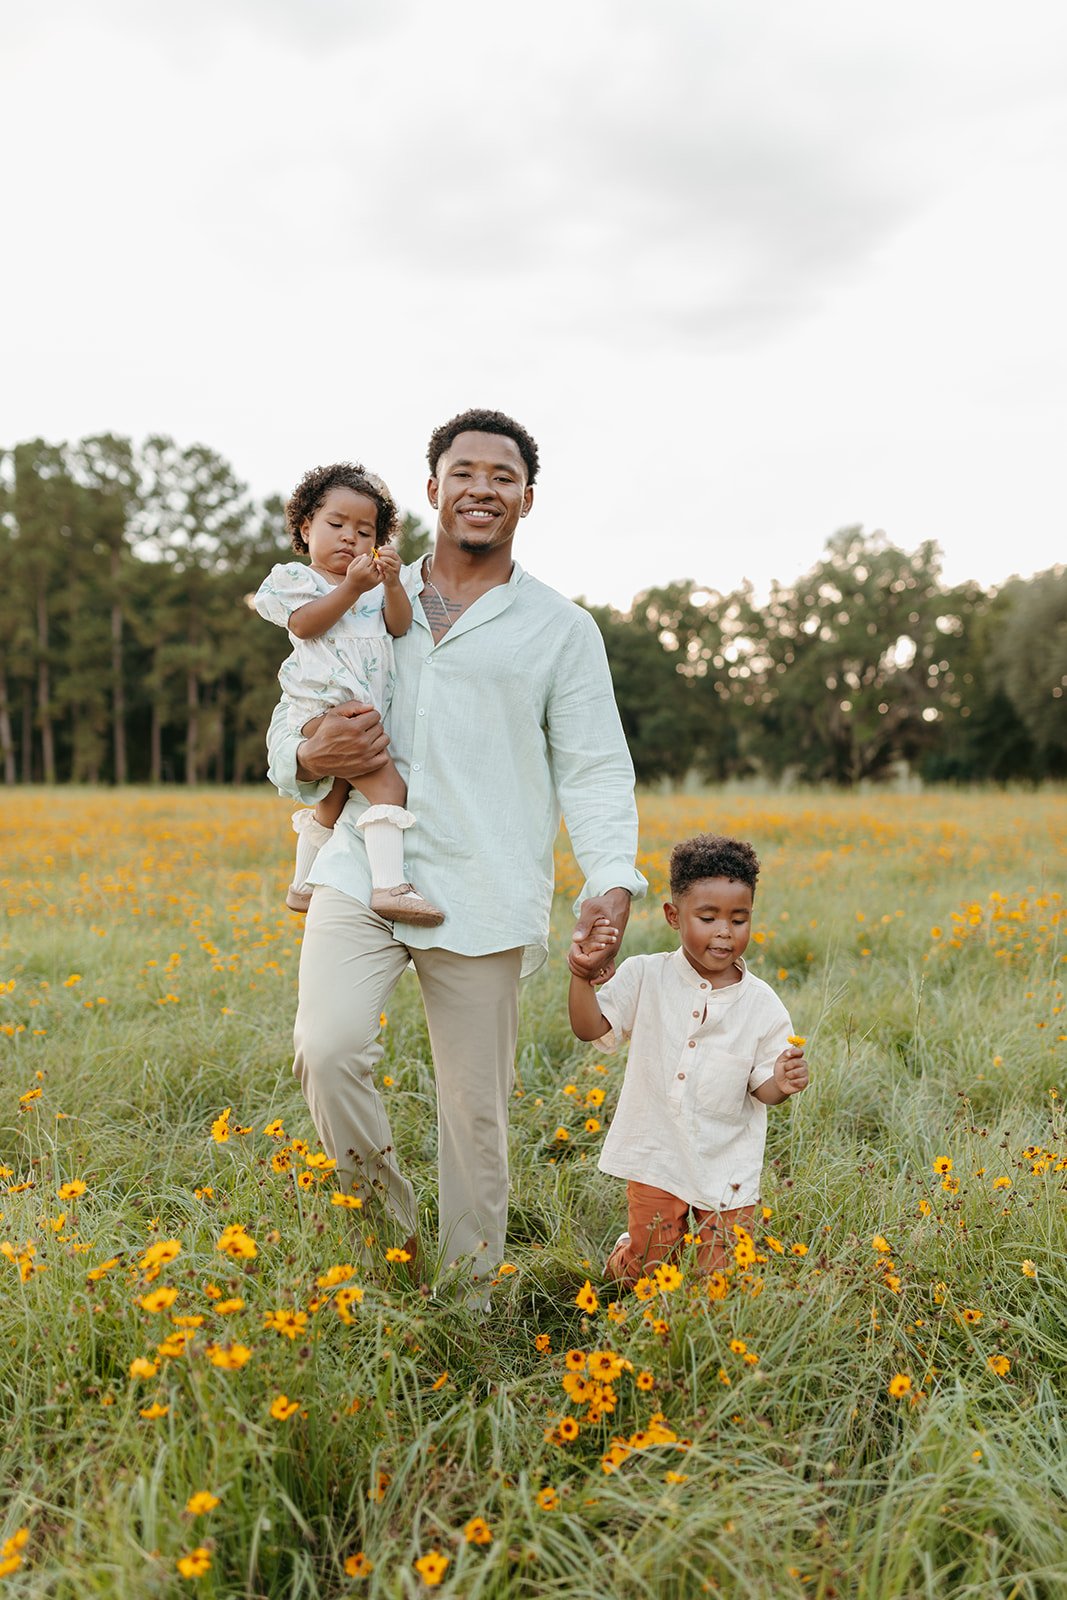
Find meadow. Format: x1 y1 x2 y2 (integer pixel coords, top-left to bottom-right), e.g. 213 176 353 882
0 786 1064 1600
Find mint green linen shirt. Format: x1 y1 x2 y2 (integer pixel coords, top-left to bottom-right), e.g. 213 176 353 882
266 559 647 976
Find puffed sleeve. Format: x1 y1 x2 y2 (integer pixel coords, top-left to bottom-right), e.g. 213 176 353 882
254 563 323 628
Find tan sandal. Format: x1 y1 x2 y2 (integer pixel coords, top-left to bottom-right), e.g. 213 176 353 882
369 883 445 927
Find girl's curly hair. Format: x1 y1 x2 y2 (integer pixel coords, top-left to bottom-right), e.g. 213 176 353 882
285 462 399 554
669 835 761 900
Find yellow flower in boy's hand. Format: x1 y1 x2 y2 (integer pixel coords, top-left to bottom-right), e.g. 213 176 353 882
787 1035 806 1048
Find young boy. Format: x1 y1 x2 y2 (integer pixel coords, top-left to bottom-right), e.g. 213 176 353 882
568 833 809 1284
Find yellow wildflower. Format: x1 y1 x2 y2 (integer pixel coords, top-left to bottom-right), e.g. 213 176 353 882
574 1279 599 1313
414 1551 450 1587
176 1547 211 1578
185 1491 220 1515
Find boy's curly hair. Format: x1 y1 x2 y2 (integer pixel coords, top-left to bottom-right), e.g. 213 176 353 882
426 408 540 485
669 835 761 900
286 462 399 554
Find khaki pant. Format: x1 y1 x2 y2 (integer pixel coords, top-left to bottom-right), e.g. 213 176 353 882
293 887 523 1284
605 1180 757 1284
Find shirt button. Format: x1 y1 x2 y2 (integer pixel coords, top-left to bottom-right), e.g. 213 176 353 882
688 1040 696 1048
412 763 422 772
692 1010 699 1018
700 982 708 989
677 1072 686 1080
417 709 426 716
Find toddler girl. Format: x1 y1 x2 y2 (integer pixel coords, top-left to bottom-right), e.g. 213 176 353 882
255 461 444 926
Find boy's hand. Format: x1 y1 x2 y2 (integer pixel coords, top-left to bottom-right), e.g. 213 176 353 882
374 546 402 587
772 1045 809 1097
568 914 618 985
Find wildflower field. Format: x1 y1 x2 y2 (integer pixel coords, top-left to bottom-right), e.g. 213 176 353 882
1 787 1065 1599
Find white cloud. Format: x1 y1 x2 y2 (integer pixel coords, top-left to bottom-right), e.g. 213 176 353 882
2 0 1065 609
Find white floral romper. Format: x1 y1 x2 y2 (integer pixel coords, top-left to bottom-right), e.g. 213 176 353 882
254 561 420 735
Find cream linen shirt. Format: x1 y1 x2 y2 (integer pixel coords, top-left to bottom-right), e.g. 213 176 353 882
595 950 794 1211
266 559 647 975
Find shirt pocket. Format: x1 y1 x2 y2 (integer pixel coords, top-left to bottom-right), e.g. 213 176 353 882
694 1047 754 1124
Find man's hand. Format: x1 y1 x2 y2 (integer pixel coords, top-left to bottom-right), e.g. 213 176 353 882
295 700 390 784
772 1045 809 1098
568 888 632 982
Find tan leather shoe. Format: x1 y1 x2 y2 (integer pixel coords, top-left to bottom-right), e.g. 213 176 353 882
285 884 312 913
369 883 445 927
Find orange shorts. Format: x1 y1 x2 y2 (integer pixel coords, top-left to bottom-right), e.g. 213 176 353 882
605 1180 757 1284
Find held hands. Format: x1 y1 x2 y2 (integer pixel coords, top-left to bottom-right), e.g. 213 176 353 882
568 913 618 983
772 1045 809 1098
568 890 632 983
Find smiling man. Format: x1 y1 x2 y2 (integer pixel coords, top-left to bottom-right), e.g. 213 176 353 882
266 408 645 1303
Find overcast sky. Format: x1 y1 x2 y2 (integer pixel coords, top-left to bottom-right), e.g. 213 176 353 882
3 0 1065 609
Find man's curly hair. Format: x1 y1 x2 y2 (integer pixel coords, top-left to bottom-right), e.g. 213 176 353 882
669 835 761 901
286 462 399 554
426 408 540 485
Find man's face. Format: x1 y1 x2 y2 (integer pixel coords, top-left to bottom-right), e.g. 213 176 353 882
428 431 533 553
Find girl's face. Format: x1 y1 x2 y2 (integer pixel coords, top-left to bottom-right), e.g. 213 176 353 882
303 487 379 579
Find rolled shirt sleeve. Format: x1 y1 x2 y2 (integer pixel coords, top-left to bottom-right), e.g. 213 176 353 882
265 700 332 807
545 608 648 909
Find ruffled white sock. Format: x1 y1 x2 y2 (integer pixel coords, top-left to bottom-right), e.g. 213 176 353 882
355 804 415 889
292 809 333 889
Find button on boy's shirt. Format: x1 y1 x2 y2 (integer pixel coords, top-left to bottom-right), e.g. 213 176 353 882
595 950 794 1211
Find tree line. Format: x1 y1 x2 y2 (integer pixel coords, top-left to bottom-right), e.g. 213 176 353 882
1 435 1064 787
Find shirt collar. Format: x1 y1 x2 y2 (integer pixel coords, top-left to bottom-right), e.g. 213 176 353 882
669 946 749 996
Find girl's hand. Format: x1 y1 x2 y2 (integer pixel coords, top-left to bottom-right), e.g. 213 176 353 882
374 545 402 587
772 1046 809 1097
344 552 379 592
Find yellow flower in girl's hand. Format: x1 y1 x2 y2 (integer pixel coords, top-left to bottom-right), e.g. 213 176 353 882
787 1035 806 1048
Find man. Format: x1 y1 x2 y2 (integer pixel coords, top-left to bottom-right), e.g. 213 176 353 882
267 408 646 1297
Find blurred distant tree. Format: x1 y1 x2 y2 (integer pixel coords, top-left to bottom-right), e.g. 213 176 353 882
918 583 1042 782
584 582 740 783
223 492 293 784
72 435 140 783
996 568 1067 769
11 441 84 782
738 527 954 783
1 429 1062 789
137 437 250 784
396 512 432 566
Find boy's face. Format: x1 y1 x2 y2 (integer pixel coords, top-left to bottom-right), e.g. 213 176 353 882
664 875 753 984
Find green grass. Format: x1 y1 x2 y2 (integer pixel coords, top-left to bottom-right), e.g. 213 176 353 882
0 786 1064 1598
